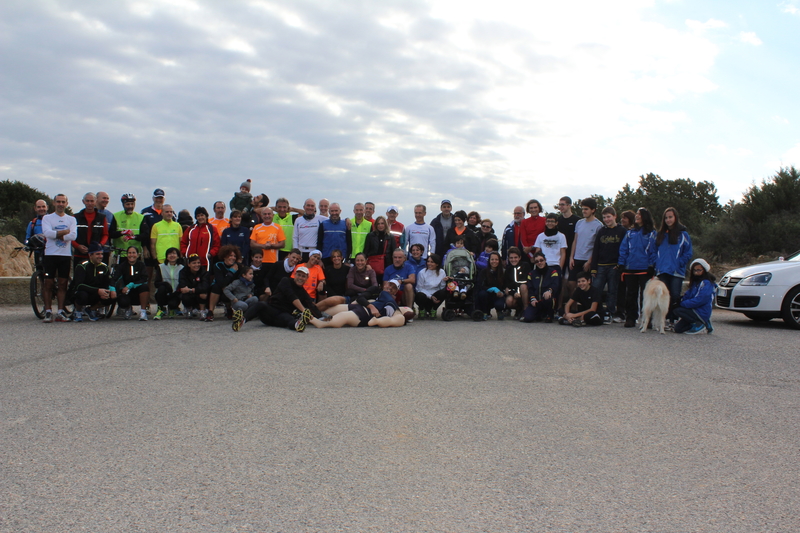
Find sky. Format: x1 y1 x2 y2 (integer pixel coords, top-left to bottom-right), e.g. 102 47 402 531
1 0 799 226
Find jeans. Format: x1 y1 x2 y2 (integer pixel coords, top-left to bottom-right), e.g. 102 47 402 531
593 265 620 315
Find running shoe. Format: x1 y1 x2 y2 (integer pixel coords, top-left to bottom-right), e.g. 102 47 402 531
43 310 53 323
685 324 707 335
154 308 164 321
572 319 585 327
139 310 148 321
231 309 245 332
430 310 437 320
73 311 83 322
124 308 132 320
87 309 100 322
55 310 71 322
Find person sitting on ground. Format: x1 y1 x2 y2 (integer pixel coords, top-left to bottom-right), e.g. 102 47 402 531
250 251 271 302
293 249 326 301
674 258 717 335
205 245 242 321
559 271 603 326
177 254 209 318
414 253 448 319
503 246 530 318
114 245 151 321
522 252 561 323
223 266 259 313
324 249 350 297
476 251 506 320
269 247 301 290
154 247 183 319
70 242 116 322
345 252 378 297
383 248 417 307
232 266 321 333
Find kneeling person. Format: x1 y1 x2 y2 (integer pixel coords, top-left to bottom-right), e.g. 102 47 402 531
559 271 603 326
70 242 116 322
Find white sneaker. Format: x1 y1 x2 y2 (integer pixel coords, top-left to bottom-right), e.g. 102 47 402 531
124 308 132 320
139 310 148 321
43 310 53 323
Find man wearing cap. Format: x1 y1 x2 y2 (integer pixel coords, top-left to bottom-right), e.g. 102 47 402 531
112 193 146 256
317 203 349 265
70 242 116 322
293 198 322 261
41 193 77 322
292 249 326 300
383 248 416 307
209 201 230 235
429 199 454 257
142 188 167 285
232 266 321 332
404 204 436 258
386 206 405 249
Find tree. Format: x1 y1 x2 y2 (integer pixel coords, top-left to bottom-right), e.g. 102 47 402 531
0 180 55 241
699 167 800 259
612 173 723 234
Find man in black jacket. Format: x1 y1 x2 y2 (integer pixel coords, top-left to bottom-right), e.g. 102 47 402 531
70 242 116 322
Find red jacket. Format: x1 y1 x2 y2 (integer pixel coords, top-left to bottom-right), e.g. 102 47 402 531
520 216 546 250
181 223 220 267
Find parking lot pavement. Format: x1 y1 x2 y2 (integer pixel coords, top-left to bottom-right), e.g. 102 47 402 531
1 306 799 532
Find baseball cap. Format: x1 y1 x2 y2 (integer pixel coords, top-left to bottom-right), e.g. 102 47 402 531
296 266 310 275
441 199 452 206
387 205 399 213
389 279 401 288
153 188 165 198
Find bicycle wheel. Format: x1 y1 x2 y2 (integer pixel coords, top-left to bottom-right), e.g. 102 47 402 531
30 271 46 319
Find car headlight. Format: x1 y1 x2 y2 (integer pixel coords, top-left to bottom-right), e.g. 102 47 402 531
740 273 772 286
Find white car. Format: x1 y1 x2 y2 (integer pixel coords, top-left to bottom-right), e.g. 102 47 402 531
715 251 800 329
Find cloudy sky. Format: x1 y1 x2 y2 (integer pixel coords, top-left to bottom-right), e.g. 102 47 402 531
1 0 799 225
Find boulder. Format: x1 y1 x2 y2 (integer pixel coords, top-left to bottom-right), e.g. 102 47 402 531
0 235 34 277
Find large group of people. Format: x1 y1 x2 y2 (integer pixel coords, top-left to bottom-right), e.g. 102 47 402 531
25 183 717 334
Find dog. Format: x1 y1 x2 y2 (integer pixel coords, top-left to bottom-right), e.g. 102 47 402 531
640 278 670 334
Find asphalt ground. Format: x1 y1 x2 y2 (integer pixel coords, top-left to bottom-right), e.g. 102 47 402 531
1 305 798 532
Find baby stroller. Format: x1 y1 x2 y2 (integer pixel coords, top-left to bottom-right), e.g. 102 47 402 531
441 248 484 321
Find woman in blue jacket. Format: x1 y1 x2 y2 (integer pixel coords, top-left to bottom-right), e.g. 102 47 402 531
617 208 656 328
654 207 693 320
674 258 716 334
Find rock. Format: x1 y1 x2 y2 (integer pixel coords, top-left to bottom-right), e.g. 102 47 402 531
0 235 34 276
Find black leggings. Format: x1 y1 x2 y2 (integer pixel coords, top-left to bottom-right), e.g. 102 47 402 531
415 290 448 312
623 270 650 320
117 287 149 309
155 282 181 308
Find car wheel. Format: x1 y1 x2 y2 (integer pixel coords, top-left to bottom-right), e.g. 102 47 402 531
744 313 772 322
780 286 800 330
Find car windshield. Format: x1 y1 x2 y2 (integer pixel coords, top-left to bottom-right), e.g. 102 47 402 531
787 251 800 262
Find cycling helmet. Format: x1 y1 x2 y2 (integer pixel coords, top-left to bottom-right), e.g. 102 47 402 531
27 234 46 250
121 193 136 203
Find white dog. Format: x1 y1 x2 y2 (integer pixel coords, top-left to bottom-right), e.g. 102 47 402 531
640 278 670 334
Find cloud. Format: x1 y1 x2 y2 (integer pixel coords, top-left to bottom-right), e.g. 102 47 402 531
738 31 763 45
773 115 790 124
0 0 726 225
685 19 728 32
780 1 800 15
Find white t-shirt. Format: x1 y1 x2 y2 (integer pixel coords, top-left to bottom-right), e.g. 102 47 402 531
42 212 77 257
534 231 567 267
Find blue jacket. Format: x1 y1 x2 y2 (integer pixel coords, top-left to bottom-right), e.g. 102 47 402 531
654 229 693 278
526 265 561 300
317 219 349 259
680 279 716 323
618 228 656 271
221 226 251 262
501 221 522 261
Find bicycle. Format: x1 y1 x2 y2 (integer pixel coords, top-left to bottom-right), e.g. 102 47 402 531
12 237 72 319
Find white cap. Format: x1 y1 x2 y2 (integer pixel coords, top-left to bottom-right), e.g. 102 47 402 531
387 205 399 213
296 266 310 275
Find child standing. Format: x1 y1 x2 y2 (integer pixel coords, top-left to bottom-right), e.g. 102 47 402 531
591 207 627 323
566 198 603 304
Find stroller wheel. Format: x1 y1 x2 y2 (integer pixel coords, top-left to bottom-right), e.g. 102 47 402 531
471 309 485 321
442 308 456 322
